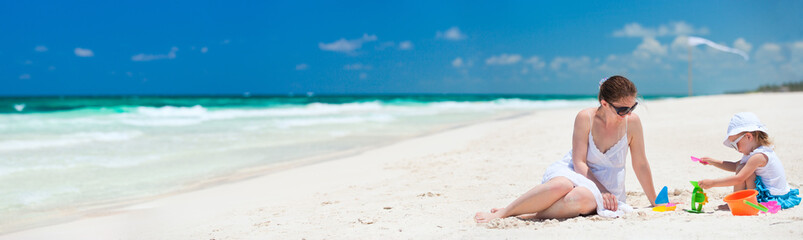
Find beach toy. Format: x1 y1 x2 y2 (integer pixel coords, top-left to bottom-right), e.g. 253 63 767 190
760 201 781 214
655 186 669 204
691 156 708 165
743 200 768 212
652 203 677 212
723 189 760 216
685 181 708 213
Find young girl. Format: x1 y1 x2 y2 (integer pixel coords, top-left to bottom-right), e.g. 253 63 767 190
698 112 801 209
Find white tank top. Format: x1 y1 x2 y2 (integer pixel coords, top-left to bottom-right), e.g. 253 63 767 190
584 111 629 201
740 146 791 195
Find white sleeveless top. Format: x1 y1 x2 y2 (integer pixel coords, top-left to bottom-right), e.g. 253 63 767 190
583 115 629 202
542 111 631 218
740 146 791 195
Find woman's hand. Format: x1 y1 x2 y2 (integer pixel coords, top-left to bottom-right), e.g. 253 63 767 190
602 192 618 211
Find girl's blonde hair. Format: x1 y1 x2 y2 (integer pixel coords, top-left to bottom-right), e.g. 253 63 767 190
751 131 773 147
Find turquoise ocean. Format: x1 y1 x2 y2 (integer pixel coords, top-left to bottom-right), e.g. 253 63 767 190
0 94 677 232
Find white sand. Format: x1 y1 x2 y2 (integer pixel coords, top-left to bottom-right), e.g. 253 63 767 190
3 92 803 239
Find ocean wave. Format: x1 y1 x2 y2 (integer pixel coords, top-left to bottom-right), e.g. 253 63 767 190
274 114 395 128
120 118 204 127
14 187 81 206
136 105 208 117
87 99 595 127
127 99 590 118
378 99 597 116
429 98 597 110
0 131 143 152
0 155 158 179
492 98 599 109
133 102 384 118
120 102 387 127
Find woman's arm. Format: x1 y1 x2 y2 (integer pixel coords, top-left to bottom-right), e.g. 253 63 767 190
699 154 768 189
627 114 657 206
571 109 617 210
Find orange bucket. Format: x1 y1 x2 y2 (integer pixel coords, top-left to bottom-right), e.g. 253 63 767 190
723 189 760 216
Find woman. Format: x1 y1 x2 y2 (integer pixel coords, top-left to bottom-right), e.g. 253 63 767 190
475 75 657 222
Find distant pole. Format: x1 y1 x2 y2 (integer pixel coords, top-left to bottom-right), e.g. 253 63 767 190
688 44 693 96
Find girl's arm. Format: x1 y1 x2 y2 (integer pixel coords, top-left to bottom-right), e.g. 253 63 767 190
570 110 617 211
699 154 768 189
627 114 657 206
701 157 739 172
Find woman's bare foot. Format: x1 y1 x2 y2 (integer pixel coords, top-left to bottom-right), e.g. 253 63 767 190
475 209 505 223
474 211 503 223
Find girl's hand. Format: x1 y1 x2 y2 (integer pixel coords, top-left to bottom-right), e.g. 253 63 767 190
699 179 713 189
602 192 618 211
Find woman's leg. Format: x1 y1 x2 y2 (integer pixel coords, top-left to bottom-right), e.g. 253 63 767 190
532 186 597 219
475 177 574 223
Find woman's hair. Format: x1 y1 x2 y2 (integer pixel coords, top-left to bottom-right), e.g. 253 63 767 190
751 131 773 147
598 75 637 103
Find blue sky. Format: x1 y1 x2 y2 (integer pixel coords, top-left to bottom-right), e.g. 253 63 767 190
2 0 802 96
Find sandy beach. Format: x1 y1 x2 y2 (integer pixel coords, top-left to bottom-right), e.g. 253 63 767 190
3 92 803 239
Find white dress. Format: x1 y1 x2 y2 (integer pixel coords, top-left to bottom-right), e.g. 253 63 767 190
541 112 633 218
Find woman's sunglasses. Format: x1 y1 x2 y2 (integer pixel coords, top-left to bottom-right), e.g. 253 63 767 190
610 102 638 116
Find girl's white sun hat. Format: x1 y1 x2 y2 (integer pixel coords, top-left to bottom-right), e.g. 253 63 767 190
723 112 768 148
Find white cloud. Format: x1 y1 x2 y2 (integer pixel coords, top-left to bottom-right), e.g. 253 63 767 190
74 48 94 57
613 21 708 38
780 41 803 77
319 34 378 53
602 36 803 93
478 22 800 94
344 63 371 70
295 63 308 71
633 37 668 59
525 56 546 70
359 72 368 79
35 45 48 52
755 43 784 62
613 23 655 38
452 57 464 67
670 36 690 52
733 38 753 53
436 27 467 41
375 41 395 50
201 46 208 53
659 22 709 36
550 56 593 71
19 74 31 80
132 47 178 62
791 41 803 55
399 41 413 50
791 41 803 61
485 54 522 65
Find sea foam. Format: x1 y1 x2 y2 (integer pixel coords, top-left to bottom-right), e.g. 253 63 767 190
0 131 143 152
